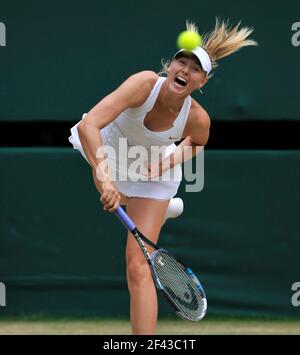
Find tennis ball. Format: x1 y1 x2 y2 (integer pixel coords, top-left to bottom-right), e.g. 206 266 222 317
177 31 202 51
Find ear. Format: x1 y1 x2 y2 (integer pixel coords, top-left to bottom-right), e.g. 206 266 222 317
164 61 172 74
199 76 208 89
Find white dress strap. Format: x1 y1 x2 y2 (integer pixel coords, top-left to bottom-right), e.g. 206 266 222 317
174 95 192 140
145 77 166 111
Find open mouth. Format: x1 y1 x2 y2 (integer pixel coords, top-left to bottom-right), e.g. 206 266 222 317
174 76 187 87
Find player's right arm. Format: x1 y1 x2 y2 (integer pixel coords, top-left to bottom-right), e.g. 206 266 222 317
77 71 158 211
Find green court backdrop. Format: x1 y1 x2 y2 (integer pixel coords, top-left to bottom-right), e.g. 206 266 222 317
1 149 299 317
0 0 300 121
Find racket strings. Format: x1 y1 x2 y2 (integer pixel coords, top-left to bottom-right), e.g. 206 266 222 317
152 250 206 320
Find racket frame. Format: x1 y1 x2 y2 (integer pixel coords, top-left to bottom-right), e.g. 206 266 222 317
115 206 207 321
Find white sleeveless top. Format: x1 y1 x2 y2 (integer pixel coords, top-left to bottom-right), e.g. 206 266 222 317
105 76 191 147
69 76 192 200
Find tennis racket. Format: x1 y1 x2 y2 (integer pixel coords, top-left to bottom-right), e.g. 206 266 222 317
115 206 207 321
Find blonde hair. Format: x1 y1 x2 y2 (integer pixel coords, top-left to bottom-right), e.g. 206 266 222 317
201 19 258 71
159 19 258 77
158 58 171 76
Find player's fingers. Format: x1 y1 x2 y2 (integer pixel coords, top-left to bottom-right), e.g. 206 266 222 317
102 192 120 211
103 200 117 211
100 190 114 204
107 200 120 213
100 192 108 204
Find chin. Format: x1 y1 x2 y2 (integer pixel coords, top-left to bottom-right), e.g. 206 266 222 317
169 80 187 95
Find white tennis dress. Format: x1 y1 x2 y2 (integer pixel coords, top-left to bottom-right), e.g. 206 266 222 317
69 76 192 200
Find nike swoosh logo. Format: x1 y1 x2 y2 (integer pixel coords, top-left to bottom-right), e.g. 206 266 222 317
169 136 180 140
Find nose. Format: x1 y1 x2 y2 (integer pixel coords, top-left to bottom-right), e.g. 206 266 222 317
180 68 189 80
181 65 189 74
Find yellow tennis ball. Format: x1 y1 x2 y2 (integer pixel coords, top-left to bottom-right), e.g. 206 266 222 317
177 31 202 50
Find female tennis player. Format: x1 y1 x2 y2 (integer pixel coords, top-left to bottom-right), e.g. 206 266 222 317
69 19 257 335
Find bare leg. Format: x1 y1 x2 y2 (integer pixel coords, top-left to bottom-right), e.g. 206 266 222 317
125 197 170 335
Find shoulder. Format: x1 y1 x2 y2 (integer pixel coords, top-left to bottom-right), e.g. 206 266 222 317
184 98 211 145
130 70 159 82
116 71 159 108
127 71 159 90
188 99 210 129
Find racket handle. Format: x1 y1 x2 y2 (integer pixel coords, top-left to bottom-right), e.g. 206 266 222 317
115 206 136 232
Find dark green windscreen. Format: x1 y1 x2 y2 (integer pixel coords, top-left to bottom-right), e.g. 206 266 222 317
0 0 299 121
1 148 299 317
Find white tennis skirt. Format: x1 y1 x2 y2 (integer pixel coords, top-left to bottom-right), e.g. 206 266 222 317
68 123 182 200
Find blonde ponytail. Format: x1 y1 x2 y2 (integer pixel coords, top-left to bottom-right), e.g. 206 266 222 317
186 19 257 72
202 19 257 70
159 19 257 77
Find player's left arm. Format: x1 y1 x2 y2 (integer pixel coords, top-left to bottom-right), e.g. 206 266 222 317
185 100 211 146
145 101 210 178
165 105 210 169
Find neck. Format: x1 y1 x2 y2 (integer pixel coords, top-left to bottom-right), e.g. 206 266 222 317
168 106 180 114
158 80 185 114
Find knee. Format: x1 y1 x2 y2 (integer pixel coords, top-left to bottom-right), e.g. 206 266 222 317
126 259 152 288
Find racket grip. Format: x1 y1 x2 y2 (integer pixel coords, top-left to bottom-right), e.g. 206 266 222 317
115 207 136 232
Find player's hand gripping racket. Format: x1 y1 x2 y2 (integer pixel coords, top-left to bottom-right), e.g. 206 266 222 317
115 206 207 321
